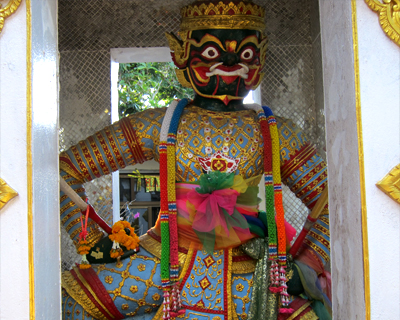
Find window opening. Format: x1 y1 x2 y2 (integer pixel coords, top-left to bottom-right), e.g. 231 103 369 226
118 62 194 119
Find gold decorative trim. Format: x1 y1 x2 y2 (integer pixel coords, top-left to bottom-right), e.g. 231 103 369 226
86 227 105 248
139 233 186 268
286 301 312 320
72 266 115 319
181 15 265 33
0 177 18 210
0 0 22 34
165 32 191 69
179 246 195 281
61 271 107 320
376 164 400 203
352 1 371 319
365 0 400 46
232 259 256 274
180 1 265 33
226 248 233 320
298 310 319 320
26 0 35 318
175 68 192 88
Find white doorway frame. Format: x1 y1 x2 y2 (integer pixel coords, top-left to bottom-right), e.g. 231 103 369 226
110 47 174 224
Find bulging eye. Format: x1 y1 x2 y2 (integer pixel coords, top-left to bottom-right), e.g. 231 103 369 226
240 48 255 61
201 46 220 59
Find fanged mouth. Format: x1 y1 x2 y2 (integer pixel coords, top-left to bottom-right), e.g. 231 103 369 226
191 62 251 85
205 62 249 84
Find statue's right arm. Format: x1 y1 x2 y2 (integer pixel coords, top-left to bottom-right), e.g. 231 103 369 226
59 107 166 248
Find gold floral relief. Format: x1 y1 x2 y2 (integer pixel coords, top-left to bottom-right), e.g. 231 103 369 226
365 0 400 46
104 275 113 284
130 285 138 294
137 263 146 272
145 307 153 313
0 0 22 34
0 177 18 210
376 163 400 204
152 293 161 301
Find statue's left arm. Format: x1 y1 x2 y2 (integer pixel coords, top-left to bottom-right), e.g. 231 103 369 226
276 116 329 273
276 116 332 317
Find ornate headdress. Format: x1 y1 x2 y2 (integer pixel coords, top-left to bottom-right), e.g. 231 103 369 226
166 1 267 89
180 0 266 33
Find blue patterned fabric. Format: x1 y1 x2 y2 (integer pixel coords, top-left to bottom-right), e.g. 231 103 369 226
92 247 162 318
62 289 95 320
232 273 254 320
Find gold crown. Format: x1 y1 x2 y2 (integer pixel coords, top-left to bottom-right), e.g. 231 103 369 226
180 1 265 33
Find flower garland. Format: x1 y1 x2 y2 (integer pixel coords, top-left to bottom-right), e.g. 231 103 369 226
159 101 292 318
77 204 91 269
108 221 140 259
77 201 139 268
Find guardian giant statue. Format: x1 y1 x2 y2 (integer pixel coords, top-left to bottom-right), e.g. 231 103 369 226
60 1 331 319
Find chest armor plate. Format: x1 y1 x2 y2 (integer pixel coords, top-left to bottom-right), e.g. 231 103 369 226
175 106 264 182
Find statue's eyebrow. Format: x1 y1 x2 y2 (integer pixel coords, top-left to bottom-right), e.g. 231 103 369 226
187 34 225 51
236 35 261 52
187 34 263 53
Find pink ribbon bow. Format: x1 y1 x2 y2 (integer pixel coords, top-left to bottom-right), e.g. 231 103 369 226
187 188 240 235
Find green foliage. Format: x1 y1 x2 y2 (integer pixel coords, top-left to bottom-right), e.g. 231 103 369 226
118 62 194 118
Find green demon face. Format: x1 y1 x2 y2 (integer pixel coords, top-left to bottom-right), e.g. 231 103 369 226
166 28 268 108
185 29 266 105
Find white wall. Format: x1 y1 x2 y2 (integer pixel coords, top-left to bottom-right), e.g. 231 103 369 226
320 0 366 316
320 0 400 319
0 2 30 319
0 1 60 319
31 0 60 318
357 1 400 318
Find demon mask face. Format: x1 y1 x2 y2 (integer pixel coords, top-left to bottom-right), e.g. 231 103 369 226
189 29 266 105
166 1 268 106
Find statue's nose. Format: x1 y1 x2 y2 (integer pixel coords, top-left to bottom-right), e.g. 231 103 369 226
221 53 239 66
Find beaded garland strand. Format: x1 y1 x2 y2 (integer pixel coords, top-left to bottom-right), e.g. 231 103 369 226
159 100 178 319
254 107 279 290
159 101 291 319
166 99 188 316
159 99 188 319
263 106 292 313
246 104 291 312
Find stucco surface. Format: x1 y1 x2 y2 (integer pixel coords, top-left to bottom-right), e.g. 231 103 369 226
0 2 30 319
31 0 61 318
0 1 60 318
320 0 366 318
357 2 400 318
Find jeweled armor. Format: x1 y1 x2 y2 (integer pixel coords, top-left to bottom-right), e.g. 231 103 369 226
60 106 329 320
